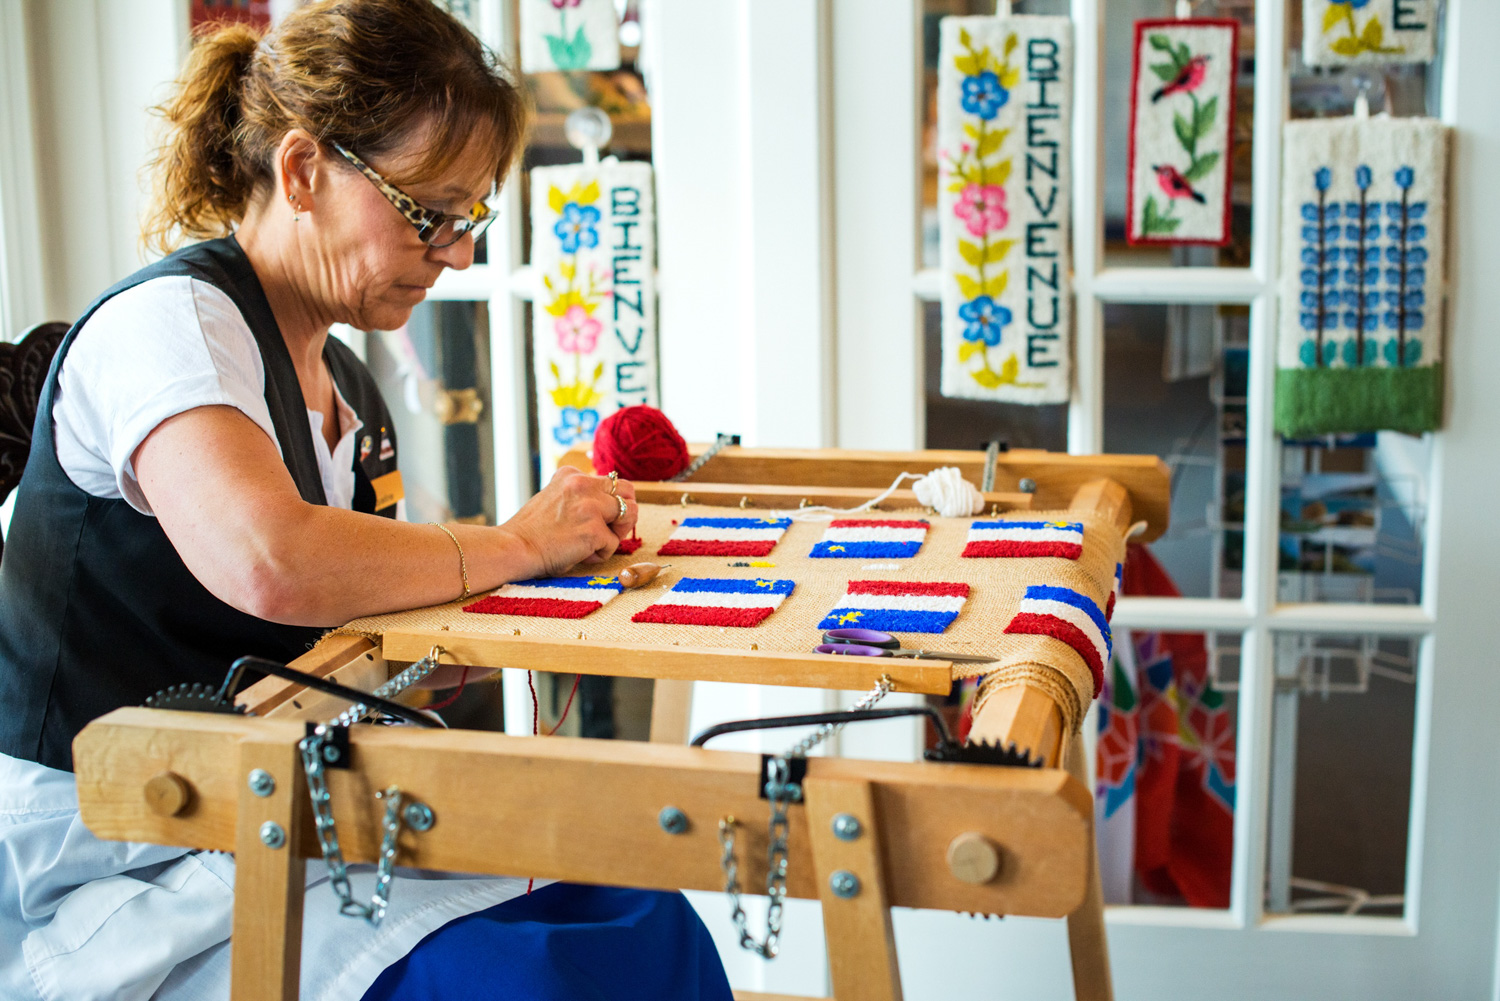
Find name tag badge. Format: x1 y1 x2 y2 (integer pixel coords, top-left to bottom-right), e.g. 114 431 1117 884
371 470 405 512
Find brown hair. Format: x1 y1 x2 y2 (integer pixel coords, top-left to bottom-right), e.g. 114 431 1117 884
143 0 530 255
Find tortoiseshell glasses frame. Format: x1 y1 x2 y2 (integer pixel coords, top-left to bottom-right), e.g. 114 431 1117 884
332 143 495 249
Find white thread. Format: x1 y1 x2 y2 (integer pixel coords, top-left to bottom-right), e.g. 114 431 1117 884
786 468 984 521
861 563 902 571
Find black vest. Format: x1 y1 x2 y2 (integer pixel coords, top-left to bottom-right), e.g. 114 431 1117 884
0 237 399 771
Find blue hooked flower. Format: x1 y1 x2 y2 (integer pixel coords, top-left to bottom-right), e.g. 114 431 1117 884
958 295 1012 347
961 71 1009 120
1394 166 1416 189
552 406 600 447
554 202 601 254
1354 165 1372 190
1314 167 1333 191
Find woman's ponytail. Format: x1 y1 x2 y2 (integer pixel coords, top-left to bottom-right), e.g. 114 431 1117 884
142 24 259 256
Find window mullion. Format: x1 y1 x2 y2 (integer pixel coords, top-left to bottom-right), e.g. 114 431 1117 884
1067 0 1104 454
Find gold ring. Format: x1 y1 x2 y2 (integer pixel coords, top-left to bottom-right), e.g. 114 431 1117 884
615 494 629 522
606 471 619 496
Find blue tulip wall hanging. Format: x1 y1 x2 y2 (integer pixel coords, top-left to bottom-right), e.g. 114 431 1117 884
1276 114 1448 436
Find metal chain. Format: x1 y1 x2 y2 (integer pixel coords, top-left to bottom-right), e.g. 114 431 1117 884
718 676 892 957
669 433 735 482
299 646 443 926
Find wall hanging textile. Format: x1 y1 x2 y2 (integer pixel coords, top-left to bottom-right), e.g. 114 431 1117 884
1126 19 1239 246
1302 0 1436 67
463 574 625 619
809 519 931 559
817 580 972 635
657 516 792 558
937 14 1073 404
519 0 620 72
1276 115 1447 436
530 159 657 472
631 577 795 628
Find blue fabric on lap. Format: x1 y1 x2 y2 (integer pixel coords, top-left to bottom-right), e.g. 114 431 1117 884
360 883 732 1001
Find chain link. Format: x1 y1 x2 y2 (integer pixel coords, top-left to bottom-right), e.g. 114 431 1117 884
299 646 443 926
718 676 892 957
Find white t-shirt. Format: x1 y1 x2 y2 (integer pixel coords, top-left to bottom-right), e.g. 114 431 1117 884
52 275 363 514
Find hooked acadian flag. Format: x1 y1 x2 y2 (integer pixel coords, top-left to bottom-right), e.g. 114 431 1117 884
1005 584 1112 695
463 575 624 620
961 519 1084 559
1107 561 1123 621
817 581 971 635
810 519 931 559
657 517 793 558
631 577 795 628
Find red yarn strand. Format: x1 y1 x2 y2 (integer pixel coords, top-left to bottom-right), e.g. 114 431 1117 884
546 674 583 736
424 666 471 711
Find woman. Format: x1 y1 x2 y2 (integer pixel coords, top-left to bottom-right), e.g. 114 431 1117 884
0 2 730 998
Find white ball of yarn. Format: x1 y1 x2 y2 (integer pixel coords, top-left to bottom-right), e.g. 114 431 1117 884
913 466 984 517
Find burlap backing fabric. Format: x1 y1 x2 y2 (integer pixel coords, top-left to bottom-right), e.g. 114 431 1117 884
339 504 1126 734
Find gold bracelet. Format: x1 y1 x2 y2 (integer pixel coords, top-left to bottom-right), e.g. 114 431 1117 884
434 524 470 600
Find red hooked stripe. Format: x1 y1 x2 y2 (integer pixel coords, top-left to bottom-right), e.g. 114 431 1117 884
828 519 932 530
1005 613 1105 696
962 540 1083 560
630 605 776 628
463 596 602 619
658 540 778 556
845 580 971 597
616 537 644 555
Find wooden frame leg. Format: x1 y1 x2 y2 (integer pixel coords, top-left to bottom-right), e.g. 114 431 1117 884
804 777 902 1001
232 738 307 1001
649 678 696 743
1064 736 1113 1001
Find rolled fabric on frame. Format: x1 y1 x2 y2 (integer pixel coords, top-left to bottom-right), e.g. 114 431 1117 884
937 14 1073 405
530 159 658 471
1276 115 1448 437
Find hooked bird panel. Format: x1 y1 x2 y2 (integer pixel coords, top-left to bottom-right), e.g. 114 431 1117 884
1127 19 1239 247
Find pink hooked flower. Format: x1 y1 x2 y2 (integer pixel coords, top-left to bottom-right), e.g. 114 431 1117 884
953 183 1009 238
555 304 601 354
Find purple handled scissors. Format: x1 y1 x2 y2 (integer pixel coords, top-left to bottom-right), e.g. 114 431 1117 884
814 628 997 664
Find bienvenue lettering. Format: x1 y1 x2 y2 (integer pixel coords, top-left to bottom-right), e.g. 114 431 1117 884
1023 38 1063 370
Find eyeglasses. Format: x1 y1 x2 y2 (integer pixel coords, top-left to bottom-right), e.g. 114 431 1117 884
332 143 495 249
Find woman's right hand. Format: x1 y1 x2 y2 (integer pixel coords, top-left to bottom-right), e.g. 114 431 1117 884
498 466 637 577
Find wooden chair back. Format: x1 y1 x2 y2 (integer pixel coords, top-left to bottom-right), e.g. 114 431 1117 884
0 321 70 560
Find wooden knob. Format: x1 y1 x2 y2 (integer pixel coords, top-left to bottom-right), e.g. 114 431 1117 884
618 562 661 589
946 831 1000 885
144 772 192 817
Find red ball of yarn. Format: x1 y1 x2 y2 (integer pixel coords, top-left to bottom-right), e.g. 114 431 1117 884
591 406 691 481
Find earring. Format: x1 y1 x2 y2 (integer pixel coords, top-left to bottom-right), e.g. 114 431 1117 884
287 192 300 222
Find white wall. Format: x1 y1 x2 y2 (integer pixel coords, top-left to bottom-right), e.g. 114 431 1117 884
24 0 187 324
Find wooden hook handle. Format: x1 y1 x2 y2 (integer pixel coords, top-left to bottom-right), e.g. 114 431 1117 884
618 562 662 589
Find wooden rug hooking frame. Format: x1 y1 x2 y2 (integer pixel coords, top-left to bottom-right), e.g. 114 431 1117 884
74 445 1166 1001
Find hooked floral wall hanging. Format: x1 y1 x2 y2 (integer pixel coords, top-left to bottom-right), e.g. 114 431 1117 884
937 15 1073 404
1302 0 1436 67
520 0 620 73
1277 115 1447 436
530 159 657 471
1127 19 1239 246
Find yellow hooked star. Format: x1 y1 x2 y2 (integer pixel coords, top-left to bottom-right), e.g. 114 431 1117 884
828 544 846 552
1050 521 1073 529
754 579 774 588
589 576 617 587
758 517 784 525
836 611 864 625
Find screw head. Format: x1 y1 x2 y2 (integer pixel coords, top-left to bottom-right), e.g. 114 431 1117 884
1018 477 1037 494
829 870 861 899
259 821 286 850
247 769 275 797
403 802 436 832
322 744 342 764
831 813 862 841
658 806 689 835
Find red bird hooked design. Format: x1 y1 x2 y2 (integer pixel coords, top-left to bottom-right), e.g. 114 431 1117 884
1153 164 1206 205
1151 54 1210 103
